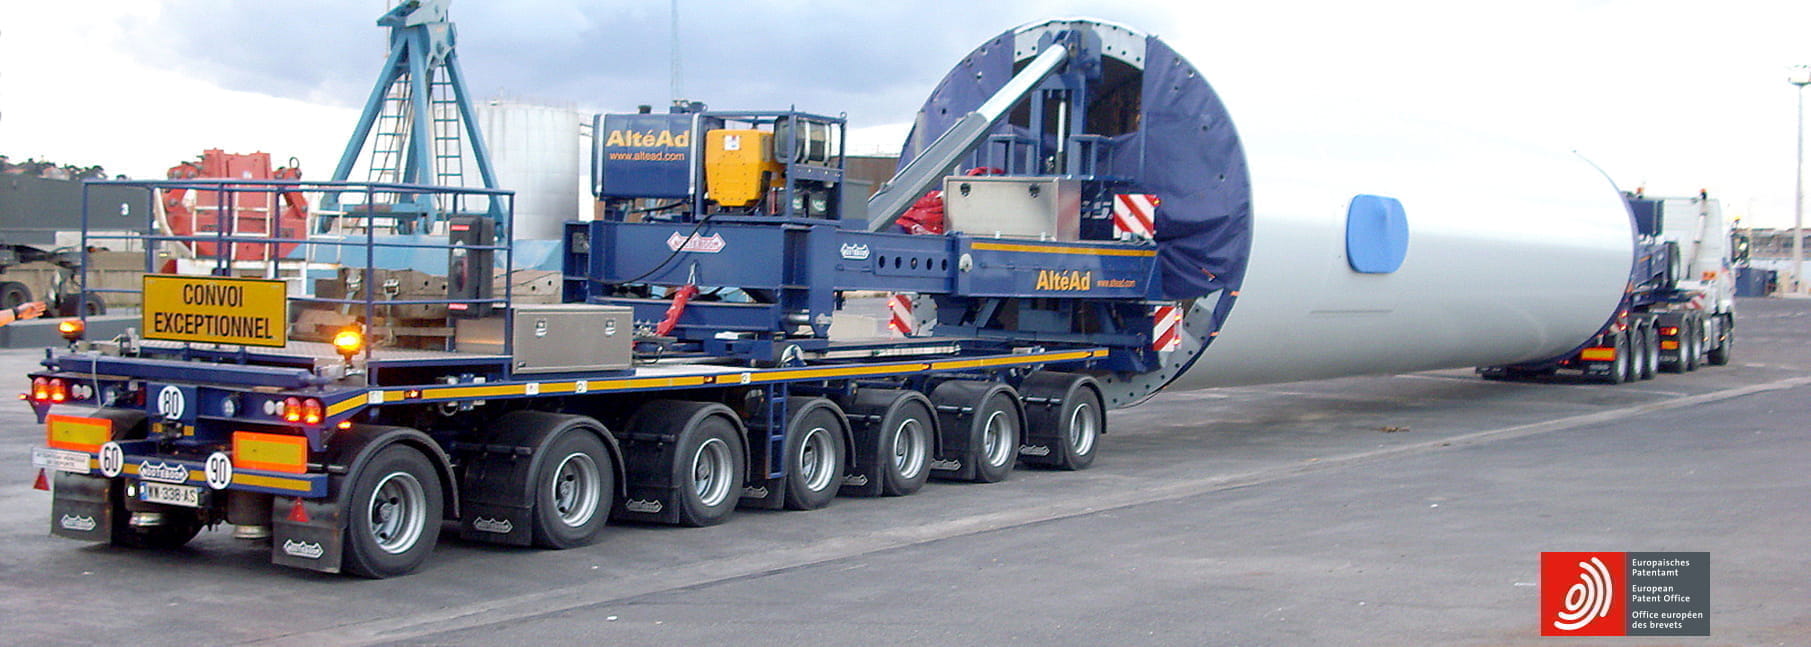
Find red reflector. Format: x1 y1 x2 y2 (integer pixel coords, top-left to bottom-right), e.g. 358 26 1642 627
33 468 50 491
287 497 310 523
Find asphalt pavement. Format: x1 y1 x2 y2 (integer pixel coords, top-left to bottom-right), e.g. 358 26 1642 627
1 298 1806 646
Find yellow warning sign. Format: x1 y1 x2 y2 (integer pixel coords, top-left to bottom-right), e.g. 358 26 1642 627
142 275 287 347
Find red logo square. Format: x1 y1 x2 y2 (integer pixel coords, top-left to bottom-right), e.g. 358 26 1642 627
1541 552 1626 636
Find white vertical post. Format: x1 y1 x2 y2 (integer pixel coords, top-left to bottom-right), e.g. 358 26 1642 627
1791 66 1811 295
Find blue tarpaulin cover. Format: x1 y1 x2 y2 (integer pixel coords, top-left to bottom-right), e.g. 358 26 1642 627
896 27 1253 303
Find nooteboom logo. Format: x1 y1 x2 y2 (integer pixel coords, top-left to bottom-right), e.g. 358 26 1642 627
1542 552 1626 636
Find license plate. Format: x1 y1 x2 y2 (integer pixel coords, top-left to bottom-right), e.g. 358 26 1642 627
32 447 90 474
139 482 202 507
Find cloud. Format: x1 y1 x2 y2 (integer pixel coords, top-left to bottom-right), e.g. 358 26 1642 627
116 1 1172 127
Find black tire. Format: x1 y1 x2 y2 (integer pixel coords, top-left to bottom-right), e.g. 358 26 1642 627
0 281 29 310
1638 325 1659 380
56 294 105 317
110 490 203 550
1020 374 1105 471
1707 315 1732 366
531 430 615 549
1052 387 1103 470
928 382 1024 484
781 398 848 511
671 410 745 527
343 444 443 579
1682 317 1701 372
876 395 934 496
1601 333 1629 385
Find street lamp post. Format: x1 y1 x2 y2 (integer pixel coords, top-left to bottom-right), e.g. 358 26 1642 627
1791 66 1811 295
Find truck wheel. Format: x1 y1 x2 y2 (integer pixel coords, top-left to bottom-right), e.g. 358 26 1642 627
1603 333 1629 385
57 294 105 317
782 398 848 511
1706 316 1732 366
1641 325 1660 379
0 281 30 310
1682 318 1701 372
673 412 745 527
1020 374 1105 471
959 385 1024 483
877 395 934 496
343 444 443 578
532 430 614 549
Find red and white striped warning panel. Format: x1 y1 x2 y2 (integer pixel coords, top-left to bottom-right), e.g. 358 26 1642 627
887 293 916 337
1113 194 1159 240
1686 292 1705 311
1152 304 1181 352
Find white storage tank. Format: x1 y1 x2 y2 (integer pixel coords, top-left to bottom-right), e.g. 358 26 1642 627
477 101 585 241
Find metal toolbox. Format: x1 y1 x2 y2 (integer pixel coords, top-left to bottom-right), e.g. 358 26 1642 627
456 304 634 373
942 176 1081 240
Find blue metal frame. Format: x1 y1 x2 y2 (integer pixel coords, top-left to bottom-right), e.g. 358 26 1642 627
325 1 500 225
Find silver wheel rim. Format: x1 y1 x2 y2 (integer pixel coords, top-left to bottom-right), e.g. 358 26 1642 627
981 408 1013 467
551 451 602 527
1067 402 1098 456
368 471 427 554
692 437 733 507
891 417 925 479
797 426 836 492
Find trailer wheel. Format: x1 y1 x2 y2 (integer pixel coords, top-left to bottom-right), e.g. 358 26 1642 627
1020 374 1105 471
1682 317 1701 372
782 398 848 510
1706 315 1732 366
1641 325 1660 380
0 281 30 310
877 396 934 496
973 388 1022 482
57 294 105 317
532 430 615 549
1598 333 1628 385
673 412 745 527
839 389 935 497
343 444 443 578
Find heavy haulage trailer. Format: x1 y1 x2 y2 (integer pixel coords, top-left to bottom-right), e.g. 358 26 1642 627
1480 190 1737 384
24 17 1730 577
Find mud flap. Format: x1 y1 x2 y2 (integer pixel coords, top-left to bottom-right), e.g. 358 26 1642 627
50 472 113 542
457 449 535 546
929 402 978 482
838 410 886 497
611 436 682 524
739 478 784 509
271 495 344 573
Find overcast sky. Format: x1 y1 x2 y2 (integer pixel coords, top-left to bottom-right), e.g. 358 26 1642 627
3 0 1809 227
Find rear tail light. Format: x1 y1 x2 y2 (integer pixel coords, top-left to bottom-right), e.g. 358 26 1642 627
31 377 49 401
1660 326 1680 336
48 378 67 403
280 396 325 425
